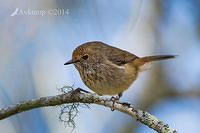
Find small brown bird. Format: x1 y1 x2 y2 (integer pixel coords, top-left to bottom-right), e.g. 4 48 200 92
64 41 175 99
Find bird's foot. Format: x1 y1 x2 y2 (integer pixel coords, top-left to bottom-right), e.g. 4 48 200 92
70 87 90 97
121 101 131 107
110 96 118 111
110 93 123 111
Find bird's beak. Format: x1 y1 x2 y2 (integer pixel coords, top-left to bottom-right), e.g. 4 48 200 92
64 59 79 65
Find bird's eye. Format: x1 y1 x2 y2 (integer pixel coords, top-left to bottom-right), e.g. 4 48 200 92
82 54 88 60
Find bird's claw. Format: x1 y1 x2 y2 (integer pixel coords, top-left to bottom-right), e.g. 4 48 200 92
121 101 131 107
110 96 120 111
70 88 90 97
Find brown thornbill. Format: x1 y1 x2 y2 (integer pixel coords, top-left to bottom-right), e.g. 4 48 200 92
64 41 175 99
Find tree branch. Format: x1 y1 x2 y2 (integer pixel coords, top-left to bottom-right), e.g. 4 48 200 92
0 91 177 133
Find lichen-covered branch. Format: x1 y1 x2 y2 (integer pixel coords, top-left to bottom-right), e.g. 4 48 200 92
0 91 177 133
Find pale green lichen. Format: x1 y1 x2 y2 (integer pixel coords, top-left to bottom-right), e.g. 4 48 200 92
58 86 90 129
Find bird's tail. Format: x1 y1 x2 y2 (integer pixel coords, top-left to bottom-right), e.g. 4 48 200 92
134 55 176 71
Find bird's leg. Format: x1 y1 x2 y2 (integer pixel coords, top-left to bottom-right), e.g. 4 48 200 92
76 87 90 93
110 92 123 101
110 92 123 111
70 87 90 97
118 92 123 99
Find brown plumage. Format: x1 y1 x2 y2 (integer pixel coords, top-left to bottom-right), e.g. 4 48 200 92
64 41 175 98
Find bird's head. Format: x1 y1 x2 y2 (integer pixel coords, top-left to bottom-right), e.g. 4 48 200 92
64 42 105 70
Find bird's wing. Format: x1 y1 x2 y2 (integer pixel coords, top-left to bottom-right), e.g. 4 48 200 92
104 45 138 66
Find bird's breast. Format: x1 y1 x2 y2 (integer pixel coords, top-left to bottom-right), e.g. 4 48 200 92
77 63 138 96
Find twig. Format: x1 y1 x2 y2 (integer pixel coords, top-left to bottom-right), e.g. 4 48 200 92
0 91 177 133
